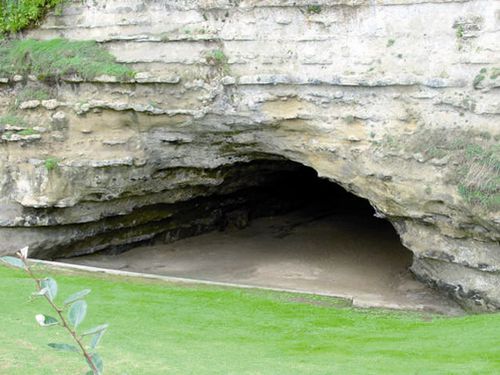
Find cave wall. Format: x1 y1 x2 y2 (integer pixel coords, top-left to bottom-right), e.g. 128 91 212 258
0 0 498 310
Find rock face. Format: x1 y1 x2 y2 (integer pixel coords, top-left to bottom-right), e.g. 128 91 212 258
0 0 498 311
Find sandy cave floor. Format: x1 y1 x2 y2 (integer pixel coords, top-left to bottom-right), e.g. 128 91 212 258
60 207 464 315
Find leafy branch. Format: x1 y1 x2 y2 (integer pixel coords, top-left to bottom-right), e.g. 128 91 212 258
1 247 108 374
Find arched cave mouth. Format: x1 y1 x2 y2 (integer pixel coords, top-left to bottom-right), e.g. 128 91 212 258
62 158 458 312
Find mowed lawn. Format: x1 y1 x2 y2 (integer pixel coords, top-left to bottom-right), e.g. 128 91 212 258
0 265 499 375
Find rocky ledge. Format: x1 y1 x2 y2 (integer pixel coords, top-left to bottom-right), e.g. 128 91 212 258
0 0 498 311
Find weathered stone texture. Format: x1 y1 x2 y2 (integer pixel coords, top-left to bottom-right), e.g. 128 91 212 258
0 0 498 310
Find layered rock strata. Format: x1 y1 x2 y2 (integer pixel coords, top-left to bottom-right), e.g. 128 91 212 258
0 0 498 310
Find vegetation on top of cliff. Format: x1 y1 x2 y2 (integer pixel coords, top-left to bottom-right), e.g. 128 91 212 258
0 38 135 80
0 0 64 34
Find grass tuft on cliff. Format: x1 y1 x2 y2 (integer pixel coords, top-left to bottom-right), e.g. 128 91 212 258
0 38 135 80
381 129 500 211
457 144 500 209
0 0 64 34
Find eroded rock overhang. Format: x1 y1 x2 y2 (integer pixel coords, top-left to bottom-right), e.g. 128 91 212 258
0 0 498 311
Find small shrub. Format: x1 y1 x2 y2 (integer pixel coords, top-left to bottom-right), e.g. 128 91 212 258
0 0 65 34
307 5 321 14
386 39 395 47
206 49 229 74
207 49 226 65
44 157 59 171
473 73 485 89
1 247 108 374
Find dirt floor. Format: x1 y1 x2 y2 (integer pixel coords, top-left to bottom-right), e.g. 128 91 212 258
61 207 464 315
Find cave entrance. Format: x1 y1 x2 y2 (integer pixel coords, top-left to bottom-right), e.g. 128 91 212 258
62 159 460 312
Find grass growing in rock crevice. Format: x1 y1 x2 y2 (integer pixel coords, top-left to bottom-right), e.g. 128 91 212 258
0 113 27 127
380 128 499 211
457 144 500 209
16 86 52 102
0 38 135 81
413 131 499 210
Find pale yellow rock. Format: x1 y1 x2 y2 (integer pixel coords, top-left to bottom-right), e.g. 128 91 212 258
0 0 497 311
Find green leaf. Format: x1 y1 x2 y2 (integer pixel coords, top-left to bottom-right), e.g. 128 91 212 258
35 314 59 327
90 330 106 349
48 343 79 353
82 324 109 337
82 324 109 350
41 278 58 301
86 352 103 375
68 300 87 328
64 289 91 306
0 256 24 269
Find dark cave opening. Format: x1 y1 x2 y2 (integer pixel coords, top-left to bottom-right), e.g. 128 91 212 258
209 159 379 233
60 158 467 313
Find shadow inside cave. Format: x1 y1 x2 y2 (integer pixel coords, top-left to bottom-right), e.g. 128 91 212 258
60 159 463 314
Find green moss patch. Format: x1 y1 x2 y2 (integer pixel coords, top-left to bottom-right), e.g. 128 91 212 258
0 38 135 81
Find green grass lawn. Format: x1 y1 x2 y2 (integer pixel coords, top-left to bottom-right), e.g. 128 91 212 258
0 265 499 375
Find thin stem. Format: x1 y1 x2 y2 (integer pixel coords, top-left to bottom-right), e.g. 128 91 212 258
22 259 99 375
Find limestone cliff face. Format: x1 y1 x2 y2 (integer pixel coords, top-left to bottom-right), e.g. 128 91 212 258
0 0 498 310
